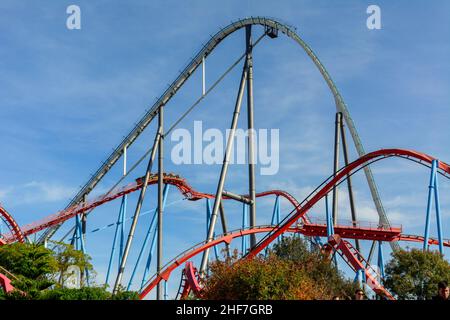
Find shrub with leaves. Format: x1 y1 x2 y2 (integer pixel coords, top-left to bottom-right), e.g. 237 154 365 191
201 236 357 300
384 248 450 300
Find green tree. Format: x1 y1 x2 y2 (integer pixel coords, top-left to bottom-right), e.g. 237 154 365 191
50 241 94 288
201 236 357 300
384 248 450 300
39 286 138 300
273 236 357 298
0 242 139 300
0 242 57 297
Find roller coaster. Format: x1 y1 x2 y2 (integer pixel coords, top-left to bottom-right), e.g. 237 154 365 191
0 17 448 300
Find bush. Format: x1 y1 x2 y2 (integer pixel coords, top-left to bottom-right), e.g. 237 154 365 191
201 236 357 300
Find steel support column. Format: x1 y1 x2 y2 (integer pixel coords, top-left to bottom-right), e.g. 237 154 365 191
325 193 334 237
105 196 126 286
378 241 385 279
112 127 162 294
206 199 219 261
339 113 361 253
423 159 437 252
423 159 444 255
219 202 231 258
332 112 341 225
127 184 170 290
157 105 164 300
199 60 248 276
246 25 257 249
433 164 444 255
242 203 249 254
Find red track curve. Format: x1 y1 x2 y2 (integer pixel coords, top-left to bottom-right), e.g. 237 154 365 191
2 176 307 243
138 224 449 300
138 148 450 299
245 149 450 259
0 204 24 243
1 148 449 299
138 226 302 299
4 148 448 244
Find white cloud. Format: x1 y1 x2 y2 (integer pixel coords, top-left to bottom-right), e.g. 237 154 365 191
4 181 77 205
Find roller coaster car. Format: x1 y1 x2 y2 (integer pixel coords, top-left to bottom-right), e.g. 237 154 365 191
165 173 180 179
135 173 157 184
265 26 278 38
135 173 181 184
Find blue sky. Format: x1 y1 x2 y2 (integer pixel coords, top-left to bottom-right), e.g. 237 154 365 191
1 1 450 298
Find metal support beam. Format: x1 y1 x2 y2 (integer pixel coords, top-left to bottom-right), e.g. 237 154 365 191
206 199 219 261
433 165 444 255
120 147 127 267
157 105 165 300
140 208 161 291
423 159 444 255
339 113 361 253
118 197 127 270
105 195 126 286
242 203 249 254
75 213 89 286
219 201 230 258
246 25 257 249
127 184 170 290
332 112 341 225
202 56 206 96
423 159 437 252
112 127 162 294
265 196 282 257
378 241 385 279
200 59 248 276
354 268 366 289
366 241 377 268
325 193 334 237
222 190 252 204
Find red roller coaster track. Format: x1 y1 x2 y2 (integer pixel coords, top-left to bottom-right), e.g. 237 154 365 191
1 148 449 300
138 148 450 299
0 204 24 243
245 149 450 259
1 176 307 243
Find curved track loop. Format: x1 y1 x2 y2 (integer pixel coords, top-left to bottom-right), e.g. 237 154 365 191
245 149 450 259
0 204 24 243
2 175 308 243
